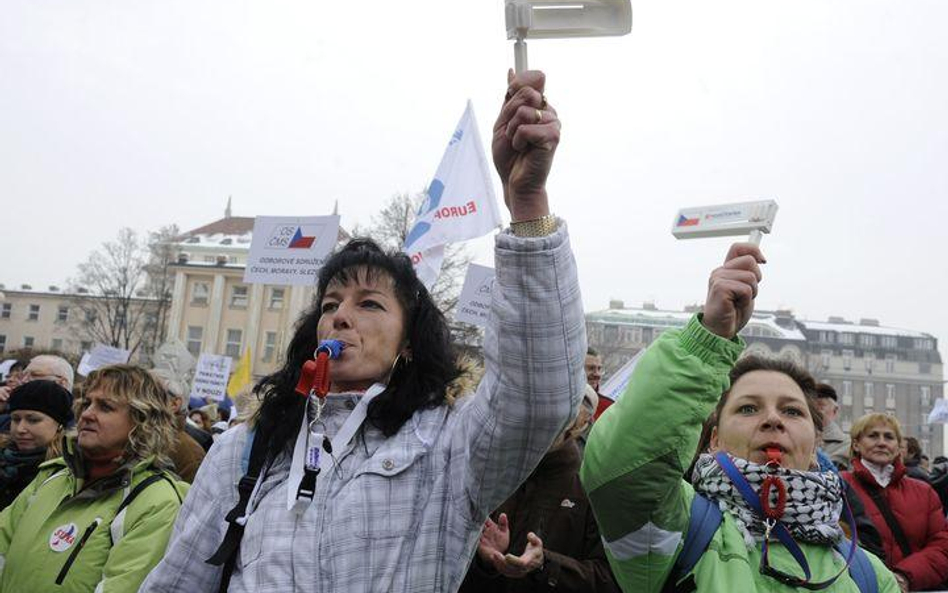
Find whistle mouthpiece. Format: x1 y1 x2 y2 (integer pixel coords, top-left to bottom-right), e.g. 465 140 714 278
765 447 783 466
316 339 345 359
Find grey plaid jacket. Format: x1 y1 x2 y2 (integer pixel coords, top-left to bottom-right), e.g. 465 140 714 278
140 224 586 593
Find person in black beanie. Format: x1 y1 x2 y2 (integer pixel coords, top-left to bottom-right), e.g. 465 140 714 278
0 380 73 509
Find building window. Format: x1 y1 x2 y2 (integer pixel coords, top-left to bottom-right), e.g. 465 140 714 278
1 303 11 319
864 382 874 400
230 285 249 308
51 338 63 351
0 334 5 352
842 350 853 371
864 382 874 409
57 305 68 322
859 334 875 348
23 336 34 348
191 282 210 305
864 352 874 373
914 338 934 351
269 288 285 310
839 333 855 345
885 384 896 410
819 331 835 343
842 419 852 432
842 381 853 406
187 326 203 357
225 329 243 358
263 331 278 362
28 304 40 321
881 335 897 349
885 354 896 373
922 386 932 406
80 341 92 353
820 349 832 368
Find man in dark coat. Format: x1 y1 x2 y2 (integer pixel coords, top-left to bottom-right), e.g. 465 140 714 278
460 389 619 592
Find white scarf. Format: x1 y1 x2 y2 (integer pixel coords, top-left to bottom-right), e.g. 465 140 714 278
862 459 895 488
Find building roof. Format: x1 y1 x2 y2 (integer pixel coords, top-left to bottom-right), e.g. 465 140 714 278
180 216 256 238
800 319 933 339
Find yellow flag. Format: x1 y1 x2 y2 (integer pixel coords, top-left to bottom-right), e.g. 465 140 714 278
227 348 252 397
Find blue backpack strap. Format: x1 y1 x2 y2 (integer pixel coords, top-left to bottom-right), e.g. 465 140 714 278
667 494 722 591
240 427 256 475
835 538 878 593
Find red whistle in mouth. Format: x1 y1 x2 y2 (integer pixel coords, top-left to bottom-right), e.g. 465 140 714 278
294 353 332 398
765 447 783 466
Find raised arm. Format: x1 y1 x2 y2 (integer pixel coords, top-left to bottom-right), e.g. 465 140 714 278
450 70 584 520
580 244 763 592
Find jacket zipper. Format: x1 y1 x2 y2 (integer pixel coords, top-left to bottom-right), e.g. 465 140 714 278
55 517 102 585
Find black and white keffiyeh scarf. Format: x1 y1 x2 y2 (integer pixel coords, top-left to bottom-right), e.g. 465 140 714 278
692 453 845 548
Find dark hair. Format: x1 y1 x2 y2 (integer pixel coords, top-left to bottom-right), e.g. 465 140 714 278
814 382 837 402
685 355 823 479
586 347 600 358
253 239 461 461
904 436 923 462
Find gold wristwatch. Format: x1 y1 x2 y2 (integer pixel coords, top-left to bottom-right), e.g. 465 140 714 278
511 214 558 238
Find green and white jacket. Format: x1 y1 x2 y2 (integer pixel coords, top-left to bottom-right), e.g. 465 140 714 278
0 438 188 593
580 316 899 593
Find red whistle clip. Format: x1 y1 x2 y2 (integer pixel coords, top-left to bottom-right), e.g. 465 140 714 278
294 352 332 398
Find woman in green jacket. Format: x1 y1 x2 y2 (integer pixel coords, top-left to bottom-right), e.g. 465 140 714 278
581 243 899 593
0 365 188 593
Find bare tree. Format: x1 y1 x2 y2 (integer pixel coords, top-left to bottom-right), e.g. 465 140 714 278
68 228 159 358
143 224 181 353
352 191 472 315
352 191 482 349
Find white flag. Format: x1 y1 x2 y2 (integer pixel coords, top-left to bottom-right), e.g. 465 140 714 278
928 399 948 424
600 349 646 403
404 101 501 287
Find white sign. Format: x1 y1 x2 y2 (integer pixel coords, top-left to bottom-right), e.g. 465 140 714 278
77 344 132 376
403 102 502 288
671 199 778 244
244 215 340 286
454 264 495 327
191 354 233 403
0 359 17 381
928 399 948 424
600 349 645 402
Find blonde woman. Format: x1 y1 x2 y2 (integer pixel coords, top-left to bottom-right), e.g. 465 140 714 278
0 365 188 593
0 380 72 509
843 414 948 591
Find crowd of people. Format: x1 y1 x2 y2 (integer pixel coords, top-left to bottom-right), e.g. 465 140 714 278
0 70 946 592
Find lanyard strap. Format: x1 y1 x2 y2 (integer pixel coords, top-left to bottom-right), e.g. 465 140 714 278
286 383 386 512
714 452 859 590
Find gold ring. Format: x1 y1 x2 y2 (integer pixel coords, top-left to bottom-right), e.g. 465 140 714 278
535 109 543 124
540 94 548 109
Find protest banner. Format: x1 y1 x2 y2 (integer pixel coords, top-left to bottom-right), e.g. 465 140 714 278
454 264 495 327
191 353 233 403
403 102 501 288
244 215 340 286
77 344 132 376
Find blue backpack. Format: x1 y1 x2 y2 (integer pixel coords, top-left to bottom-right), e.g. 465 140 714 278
665 494 878 593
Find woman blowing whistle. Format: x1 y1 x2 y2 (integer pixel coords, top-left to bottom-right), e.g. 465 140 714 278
581 244 900 592
141 69 587 593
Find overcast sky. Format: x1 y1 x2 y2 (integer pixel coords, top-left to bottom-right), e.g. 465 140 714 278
1 1 946 366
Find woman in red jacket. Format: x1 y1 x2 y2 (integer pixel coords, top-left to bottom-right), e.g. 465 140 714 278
843 413 948 591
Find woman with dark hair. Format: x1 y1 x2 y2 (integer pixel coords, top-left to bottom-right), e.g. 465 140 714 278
581 244 898 592
142 69 586 593
0 380 72 509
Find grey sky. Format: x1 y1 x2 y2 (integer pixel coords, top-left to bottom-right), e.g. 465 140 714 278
1 1 946 366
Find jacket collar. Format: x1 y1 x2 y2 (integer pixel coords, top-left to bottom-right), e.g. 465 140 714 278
532 439 581 477
853 456 906 489
57 435 157 498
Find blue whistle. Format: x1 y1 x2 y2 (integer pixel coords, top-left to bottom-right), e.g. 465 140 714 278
316 339 345 359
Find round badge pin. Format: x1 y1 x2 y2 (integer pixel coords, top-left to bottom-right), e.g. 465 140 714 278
49 523 79 553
